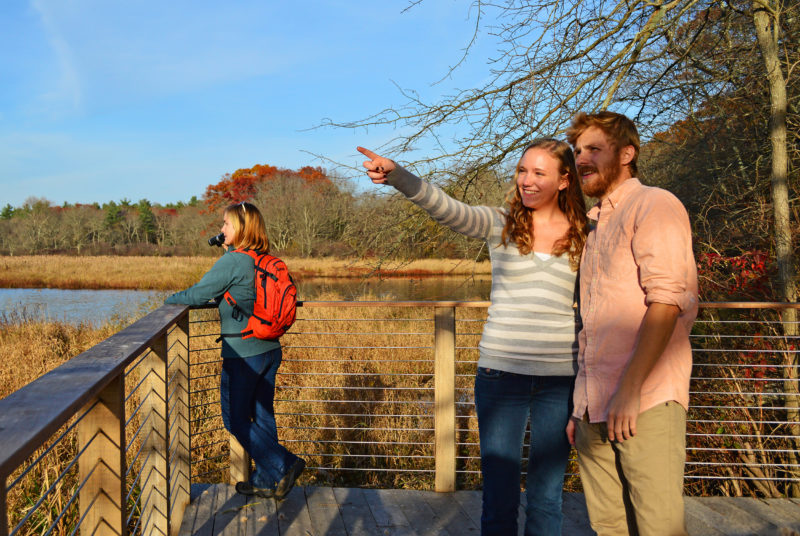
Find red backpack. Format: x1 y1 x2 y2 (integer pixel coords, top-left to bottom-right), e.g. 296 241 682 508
223 249 297 340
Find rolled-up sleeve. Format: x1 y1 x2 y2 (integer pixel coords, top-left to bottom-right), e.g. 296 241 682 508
632 189 696 312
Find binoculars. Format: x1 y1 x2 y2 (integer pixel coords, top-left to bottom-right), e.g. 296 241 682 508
208 233 225 247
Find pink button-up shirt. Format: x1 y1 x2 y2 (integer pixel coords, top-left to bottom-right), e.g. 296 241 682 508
573 178 698 423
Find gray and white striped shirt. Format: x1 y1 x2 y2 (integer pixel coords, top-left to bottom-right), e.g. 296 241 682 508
387 166 579 377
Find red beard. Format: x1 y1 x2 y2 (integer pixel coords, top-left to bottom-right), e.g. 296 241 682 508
578 156 622 198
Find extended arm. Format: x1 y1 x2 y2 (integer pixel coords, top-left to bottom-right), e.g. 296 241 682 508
165 254 235 305
358 146 496 240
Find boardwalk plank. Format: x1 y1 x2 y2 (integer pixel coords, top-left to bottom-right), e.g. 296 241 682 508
561 493 594 536
177 490 202 536
766 498 800 528
701 496 779 535
306 486 348 536
389 489 454 536
362 488 414 530
333 487 385 536
243 495 278 536
189 483 221 536
179 487 800 536
215 484 249 536
417 490 480 534
275 486 314 536
684 498 737 536
722 497 800 533
518 495 526 535
452 491 482 528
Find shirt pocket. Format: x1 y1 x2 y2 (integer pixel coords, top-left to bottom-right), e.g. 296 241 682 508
598 224 637 280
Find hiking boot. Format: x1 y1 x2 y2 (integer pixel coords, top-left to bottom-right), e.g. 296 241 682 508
275 458 306 500
235 481 275 499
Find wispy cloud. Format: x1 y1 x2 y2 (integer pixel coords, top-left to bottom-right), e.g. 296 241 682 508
26 1 303 114
30 0 83 115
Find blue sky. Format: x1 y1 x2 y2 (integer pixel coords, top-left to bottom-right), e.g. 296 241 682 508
1 1 497 207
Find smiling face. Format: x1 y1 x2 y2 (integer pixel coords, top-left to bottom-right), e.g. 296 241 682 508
515 147 569 211
573 125 631 199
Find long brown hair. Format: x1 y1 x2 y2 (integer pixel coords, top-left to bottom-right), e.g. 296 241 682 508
224 201 270 252
500 139 588 270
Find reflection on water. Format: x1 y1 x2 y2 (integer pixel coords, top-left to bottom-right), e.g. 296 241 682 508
0 276 492 325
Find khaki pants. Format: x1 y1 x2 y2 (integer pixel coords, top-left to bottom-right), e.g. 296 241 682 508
575 401 687 536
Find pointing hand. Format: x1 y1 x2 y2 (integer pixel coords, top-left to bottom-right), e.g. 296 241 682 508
357 146 396 184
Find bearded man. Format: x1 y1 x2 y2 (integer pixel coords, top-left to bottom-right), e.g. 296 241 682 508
565 111 698 536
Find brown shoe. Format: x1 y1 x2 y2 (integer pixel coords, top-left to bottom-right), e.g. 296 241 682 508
235 481 275 499
275 459 306 500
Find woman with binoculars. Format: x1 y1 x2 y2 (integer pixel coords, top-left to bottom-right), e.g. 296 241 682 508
165 201 305 500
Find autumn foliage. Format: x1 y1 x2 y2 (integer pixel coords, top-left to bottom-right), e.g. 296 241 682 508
696 251 772 301
203 164 330 211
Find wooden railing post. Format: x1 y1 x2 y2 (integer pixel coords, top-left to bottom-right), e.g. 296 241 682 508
141 336 169 536
1 476 8 536
168 316 191 534
77 374 125 535
434 306 456 492
229 437 250 485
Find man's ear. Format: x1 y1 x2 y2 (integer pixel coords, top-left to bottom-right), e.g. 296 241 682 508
619 145 635 167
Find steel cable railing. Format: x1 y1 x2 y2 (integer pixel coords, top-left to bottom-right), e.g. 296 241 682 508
187 302 800 497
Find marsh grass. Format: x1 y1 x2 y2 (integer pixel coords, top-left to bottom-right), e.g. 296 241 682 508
0 256 491 290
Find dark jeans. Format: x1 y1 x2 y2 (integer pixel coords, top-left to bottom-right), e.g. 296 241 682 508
220 348 299 489
474 368 574 536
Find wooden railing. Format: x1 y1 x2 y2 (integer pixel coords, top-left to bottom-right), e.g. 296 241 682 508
0 305 192 536
1 301 798 535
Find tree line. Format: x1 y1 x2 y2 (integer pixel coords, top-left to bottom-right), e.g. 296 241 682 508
0 164 505 261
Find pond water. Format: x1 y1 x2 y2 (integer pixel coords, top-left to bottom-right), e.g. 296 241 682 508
0 276 492 325
0 288 168 326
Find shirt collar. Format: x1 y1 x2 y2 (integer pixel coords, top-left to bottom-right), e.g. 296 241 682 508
586 178 642 220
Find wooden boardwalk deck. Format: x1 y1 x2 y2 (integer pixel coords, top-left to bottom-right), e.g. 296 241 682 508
179 484 800 536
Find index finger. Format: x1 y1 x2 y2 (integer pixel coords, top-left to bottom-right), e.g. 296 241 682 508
357 146 379 160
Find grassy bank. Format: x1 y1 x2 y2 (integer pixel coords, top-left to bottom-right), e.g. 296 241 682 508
0 255 491 290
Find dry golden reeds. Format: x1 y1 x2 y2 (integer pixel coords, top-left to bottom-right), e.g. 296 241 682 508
0 256 492 290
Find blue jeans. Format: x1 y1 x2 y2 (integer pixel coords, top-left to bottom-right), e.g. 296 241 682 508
474 368 574 536
220 348 300 489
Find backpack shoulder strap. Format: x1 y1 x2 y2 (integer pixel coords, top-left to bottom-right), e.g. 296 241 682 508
221 248 258 319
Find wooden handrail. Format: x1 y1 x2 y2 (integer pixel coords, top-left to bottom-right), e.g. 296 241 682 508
0 305 190 479
700 302 800 309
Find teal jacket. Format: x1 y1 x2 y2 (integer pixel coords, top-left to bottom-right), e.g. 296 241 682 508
165 249 279 358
